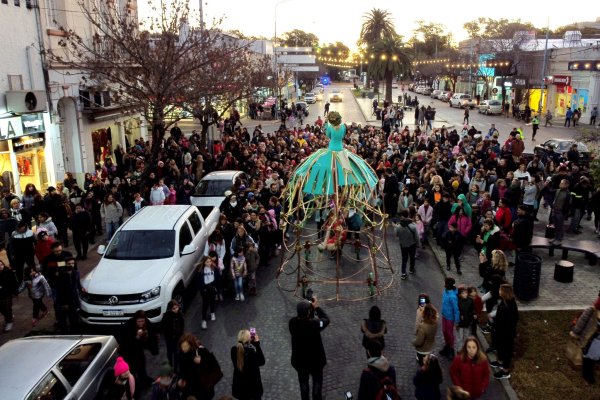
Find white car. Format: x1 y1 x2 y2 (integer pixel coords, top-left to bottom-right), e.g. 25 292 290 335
191 170 248 218
450 93 476 109
0 335 118 400
478 99 503 115
329 90 343 102
79 205 219 325
304 92 316 104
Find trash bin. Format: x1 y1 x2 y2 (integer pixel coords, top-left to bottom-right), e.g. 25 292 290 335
513 253 542 301
554 260 574 283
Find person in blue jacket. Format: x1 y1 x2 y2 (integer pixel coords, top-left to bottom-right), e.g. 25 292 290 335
440 277 460 359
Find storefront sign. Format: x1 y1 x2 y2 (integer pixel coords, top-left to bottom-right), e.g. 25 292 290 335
513 77 528 88
0 113 45 141
12 132 45 151
550 75 571 86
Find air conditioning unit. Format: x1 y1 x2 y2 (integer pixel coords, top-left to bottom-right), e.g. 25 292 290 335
5 91 48 113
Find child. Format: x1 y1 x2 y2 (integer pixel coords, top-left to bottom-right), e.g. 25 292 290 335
208 250 225 301
456 286 474 352
442 222 464 274
245 244 260 296
468 286 484 336
197 256 219 329
414 214 425 243
440 277 460 359
231 247 247 301
151 361 179 400
26 267 52 327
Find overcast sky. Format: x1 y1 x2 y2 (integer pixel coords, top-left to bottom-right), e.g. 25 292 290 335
142 0 599 48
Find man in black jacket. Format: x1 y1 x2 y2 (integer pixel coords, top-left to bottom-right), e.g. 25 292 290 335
511 205 534 255
289 298 330 400
69 203 93 260
357 339 398 400
383 168 400 218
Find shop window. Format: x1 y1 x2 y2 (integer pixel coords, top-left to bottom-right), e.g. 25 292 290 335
91 127 113 164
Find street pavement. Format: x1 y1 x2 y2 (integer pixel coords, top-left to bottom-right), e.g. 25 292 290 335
1 84 595 399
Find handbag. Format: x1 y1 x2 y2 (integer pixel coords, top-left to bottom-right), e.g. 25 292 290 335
566 337 583 370
198 349 223 390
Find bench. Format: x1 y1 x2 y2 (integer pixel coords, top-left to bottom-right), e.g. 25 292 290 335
529 236 600 266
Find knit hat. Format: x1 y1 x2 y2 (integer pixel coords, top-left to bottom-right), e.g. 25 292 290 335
159 361 173 377
114 357 130 376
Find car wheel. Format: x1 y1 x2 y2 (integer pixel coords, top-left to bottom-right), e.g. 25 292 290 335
172 283 185 307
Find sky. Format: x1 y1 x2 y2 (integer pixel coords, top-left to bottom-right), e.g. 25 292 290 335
141 0 599 49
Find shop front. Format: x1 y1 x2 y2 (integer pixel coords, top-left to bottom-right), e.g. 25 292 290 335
549 75 572 117
0 113 49 196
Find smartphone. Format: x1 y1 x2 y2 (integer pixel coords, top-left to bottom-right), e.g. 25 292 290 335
405 178 410 184
419 297 426 307
250 327 256 339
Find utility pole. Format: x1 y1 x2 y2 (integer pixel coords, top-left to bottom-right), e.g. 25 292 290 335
199 0 203 30
538 17 550 115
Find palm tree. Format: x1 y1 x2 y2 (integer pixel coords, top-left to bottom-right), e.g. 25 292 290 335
359 8 396 89
368 36 411 103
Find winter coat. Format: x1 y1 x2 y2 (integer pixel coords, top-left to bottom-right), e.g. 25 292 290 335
230 342 265 399
395 218 420 248
450 355 490 399
493 299 519 340
35 238 55 264
161 310 185 342
55 269 81 308
458 297 474 328
178 345 217 398
442 229 464 254
442 288 460 324
245 248 260 273
0 267 17 298
572 307 600 348
100 202 123 224
357 356 397 400
8 229 35 260
412 320 437 353
38 218 58 238
289 306 330 370
69 210 93 236
448 214 472 237
417 204 434 224
511 214 534 248
361 319 387 348
28 273 52 300
413 367 442 400
149 187 166 205
451 194 472 217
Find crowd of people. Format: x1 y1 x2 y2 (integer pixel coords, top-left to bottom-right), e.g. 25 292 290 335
0 92 599 399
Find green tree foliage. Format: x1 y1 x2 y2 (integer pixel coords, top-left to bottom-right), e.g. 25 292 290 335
358 8 396 46
281 29 319 48
368 35 411 103
409 21 454 57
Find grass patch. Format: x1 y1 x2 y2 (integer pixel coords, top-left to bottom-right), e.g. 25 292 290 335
510 310 600 399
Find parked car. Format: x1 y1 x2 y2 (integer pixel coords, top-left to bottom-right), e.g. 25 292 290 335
0 335 118 400
392 81 399 89
295 101 309 115
408 83 415 91
421 87 433 96
191 170 248 217
438 91 452 102
304 92 316 104
329 90 343 102
430 89 442 99
478 99 503 115
533 139 591 164
449 93 476 109
79 205 219 325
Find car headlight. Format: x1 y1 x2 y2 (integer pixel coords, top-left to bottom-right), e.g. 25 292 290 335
140 286 161 303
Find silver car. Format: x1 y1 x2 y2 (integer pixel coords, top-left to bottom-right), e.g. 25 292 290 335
0 335 118 399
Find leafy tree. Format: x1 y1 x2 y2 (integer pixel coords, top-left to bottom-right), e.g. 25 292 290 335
281 29 319 48
358 8 397 89
46 0 271 158
409 21 453 58
368 36 411 103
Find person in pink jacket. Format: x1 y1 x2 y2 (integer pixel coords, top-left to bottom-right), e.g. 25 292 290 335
448 207 472 238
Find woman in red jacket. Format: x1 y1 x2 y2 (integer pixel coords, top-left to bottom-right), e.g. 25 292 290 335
494 198 512 233
448 207 472 238
450 336 490 399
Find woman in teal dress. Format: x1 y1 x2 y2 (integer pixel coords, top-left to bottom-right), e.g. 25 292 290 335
291 112 378 195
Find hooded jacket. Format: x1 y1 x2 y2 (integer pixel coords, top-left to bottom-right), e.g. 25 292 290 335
357 356 397 400
451 194 472 217
395 218 420 248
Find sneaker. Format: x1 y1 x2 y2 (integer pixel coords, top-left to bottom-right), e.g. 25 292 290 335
409 268 415 274
401 273 408 280
235 294 240 301
3 322 13 332
489 360 502 368
201 320 207 330
240 294 245 301
210 313 216 321
494 370 511 379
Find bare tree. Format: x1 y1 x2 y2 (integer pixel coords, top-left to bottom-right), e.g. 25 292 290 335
45 0 271 159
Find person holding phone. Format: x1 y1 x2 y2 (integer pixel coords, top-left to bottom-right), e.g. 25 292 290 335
231 329 265 400
413 302 439 365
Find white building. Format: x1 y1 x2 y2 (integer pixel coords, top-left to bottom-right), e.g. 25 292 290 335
40 0 146 182
0 0 54 196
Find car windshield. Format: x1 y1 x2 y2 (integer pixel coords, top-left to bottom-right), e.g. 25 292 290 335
194 179 232 196
104 230 175 260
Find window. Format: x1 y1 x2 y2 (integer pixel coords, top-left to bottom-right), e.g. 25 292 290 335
187 212 202 235
104 230 175 260
14 0 19 6
2 0 8 5
194 179 233 196
178 224 193 253
58 343 102 386
27 372 67 400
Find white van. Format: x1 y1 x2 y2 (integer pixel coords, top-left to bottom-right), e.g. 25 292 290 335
191 170 248 218
79 205 219 325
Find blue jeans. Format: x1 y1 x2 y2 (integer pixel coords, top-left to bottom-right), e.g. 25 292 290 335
234 276 243 295
106 221 120 241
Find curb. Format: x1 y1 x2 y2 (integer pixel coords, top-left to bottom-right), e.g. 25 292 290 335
351 92 378 124
429 241 519 400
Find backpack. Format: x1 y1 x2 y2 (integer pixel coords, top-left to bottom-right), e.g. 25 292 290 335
365 367 401 400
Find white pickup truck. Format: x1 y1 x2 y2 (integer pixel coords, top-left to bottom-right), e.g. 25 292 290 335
79 205 219 325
